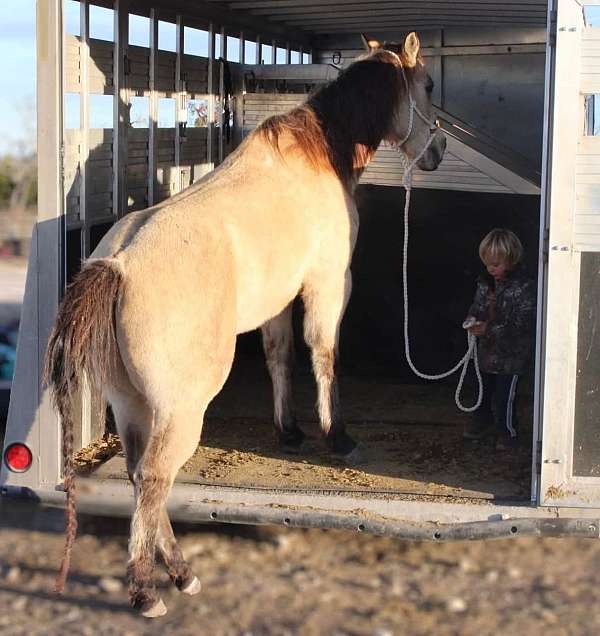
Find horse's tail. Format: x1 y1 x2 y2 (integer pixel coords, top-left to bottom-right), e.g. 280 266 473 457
43 258 123 594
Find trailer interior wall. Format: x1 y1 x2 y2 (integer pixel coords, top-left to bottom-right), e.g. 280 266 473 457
5 0 600 534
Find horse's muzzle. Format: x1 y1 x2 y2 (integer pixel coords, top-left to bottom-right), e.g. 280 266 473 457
416 135 446 171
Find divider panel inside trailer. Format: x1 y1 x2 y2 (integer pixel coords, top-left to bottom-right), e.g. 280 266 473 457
240 89 540 194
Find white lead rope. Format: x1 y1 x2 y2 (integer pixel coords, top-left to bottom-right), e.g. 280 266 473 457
393 57 483 412
401 169 483 412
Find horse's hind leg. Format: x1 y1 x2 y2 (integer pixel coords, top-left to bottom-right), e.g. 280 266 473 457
261 302 305 451
126 405 205 617
110 391 199 612
302 270 361 463
157 510 201 595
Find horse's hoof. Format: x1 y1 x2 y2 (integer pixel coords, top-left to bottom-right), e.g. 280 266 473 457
181 575 202 596
344 443 367 466
140 597 167 618
279 430 306 454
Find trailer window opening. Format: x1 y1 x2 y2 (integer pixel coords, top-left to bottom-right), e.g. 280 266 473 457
261 44 273 64
226 36 241 62
89 4 114 42
158 20 176 52
158 98 176 128
187 99 209 127
130 96 150 128
584 6 600 27
244 39 257 64
184 26 209 58
584 95 600 136
64 93 81 129
64 0 80 36
129 14 150 48
276 46 287 64
90 94 114 129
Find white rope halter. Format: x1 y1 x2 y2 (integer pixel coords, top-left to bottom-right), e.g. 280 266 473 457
391 54 483 413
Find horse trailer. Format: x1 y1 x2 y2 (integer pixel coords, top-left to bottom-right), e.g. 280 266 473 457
2 0 600 542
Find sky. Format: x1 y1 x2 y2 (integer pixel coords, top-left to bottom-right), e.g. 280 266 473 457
0 0 36 156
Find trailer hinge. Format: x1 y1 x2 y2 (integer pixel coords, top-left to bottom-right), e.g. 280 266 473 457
542 227 550 263
59 143 65 183
548 9 557 45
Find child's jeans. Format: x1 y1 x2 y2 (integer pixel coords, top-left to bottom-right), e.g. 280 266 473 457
474 372 519 439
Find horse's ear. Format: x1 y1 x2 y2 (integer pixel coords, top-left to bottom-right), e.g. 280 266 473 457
361 33 381 53
403 32 420 67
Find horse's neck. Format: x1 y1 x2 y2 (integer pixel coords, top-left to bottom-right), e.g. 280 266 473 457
310 108 386 192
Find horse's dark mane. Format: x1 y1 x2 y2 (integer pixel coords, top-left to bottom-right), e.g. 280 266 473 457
256 49 415 189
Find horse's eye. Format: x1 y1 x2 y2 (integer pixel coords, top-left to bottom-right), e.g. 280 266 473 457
425 78 434 94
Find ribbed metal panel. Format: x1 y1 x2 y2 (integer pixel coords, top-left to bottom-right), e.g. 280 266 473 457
205 1 548 34
576 28 600 251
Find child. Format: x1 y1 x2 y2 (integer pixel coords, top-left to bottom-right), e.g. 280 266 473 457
463 229 536 450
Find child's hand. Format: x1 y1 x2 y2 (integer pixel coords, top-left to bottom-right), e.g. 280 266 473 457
469 321 487 337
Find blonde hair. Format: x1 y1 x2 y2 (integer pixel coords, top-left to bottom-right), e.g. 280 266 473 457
479 228 523 268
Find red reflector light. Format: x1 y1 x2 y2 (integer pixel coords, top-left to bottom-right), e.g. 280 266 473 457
4 443 33 473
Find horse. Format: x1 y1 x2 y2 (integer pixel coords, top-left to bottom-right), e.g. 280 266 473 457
45 32 446 616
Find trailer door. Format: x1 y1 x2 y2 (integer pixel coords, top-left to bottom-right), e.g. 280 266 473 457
540 0 600 507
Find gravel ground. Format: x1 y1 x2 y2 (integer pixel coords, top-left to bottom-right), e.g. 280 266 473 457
1 500 600 636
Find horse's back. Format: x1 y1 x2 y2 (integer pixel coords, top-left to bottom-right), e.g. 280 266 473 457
91 132 353 360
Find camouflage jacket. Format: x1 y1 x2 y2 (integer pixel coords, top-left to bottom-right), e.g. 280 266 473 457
467 266 536 375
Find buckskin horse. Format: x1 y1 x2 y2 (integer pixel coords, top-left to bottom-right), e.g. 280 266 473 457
45 32 445 616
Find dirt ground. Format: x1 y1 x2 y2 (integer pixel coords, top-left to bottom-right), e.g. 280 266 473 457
1 500 600 636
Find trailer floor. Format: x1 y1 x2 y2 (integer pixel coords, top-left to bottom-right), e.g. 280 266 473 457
86 360 533 501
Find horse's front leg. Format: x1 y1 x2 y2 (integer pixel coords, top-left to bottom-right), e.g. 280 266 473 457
261 302 306 451
302 269 362 464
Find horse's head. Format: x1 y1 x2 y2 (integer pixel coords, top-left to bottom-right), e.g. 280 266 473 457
362 32 446 171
